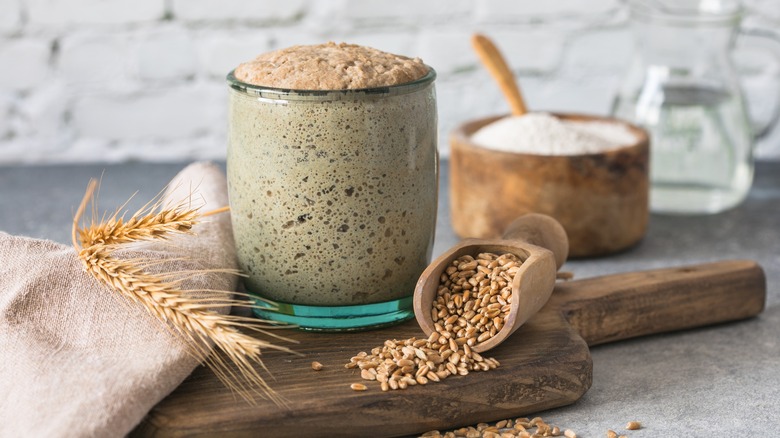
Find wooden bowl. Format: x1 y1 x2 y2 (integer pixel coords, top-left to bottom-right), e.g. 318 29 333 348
450 113 650 257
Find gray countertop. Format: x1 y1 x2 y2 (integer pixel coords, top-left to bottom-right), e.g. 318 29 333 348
1 160 778 436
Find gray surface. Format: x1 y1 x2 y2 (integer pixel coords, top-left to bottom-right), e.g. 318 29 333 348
1 160 778 436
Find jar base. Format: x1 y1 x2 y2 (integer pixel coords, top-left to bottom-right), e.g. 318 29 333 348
650 180 750 215
250 295 415 332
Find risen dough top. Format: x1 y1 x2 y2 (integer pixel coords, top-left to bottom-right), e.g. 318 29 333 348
233 42 429 90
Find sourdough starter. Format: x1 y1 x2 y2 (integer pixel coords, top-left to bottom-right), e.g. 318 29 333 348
227 43 437 306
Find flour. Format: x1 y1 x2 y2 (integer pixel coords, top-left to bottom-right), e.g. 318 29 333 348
470 112 637 155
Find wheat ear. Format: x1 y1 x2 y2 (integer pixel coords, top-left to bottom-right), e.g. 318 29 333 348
72 179 294 405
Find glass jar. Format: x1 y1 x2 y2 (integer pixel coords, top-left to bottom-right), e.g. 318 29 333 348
226 69 438 330
611 0 780 214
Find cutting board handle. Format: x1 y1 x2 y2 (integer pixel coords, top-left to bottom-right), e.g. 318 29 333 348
553 260 766 346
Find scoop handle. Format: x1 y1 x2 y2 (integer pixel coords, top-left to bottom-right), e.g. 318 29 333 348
471 33 528 116
501 214 569 269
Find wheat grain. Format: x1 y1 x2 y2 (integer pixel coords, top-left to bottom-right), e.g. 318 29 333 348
350 383 367 391
625 421 641 430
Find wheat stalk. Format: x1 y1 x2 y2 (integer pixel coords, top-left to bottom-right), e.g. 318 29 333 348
72 179 294 405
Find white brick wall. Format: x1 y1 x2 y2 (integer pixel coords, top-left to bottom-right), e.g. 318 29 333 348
26 0 164 26
0 93 11 141
487 28 567 74
0 0 21 34
196 31 271 79
137 26 197 81
0 38 50 90
0 0 779 164
171 0 308 23
58 32 133 86
475 0 619 21
336 0 473 23
15 83 69 144
72 84 223 140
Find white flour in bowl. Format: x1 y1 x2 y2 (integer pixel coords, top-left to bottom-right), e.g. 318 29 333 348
470 112 637 155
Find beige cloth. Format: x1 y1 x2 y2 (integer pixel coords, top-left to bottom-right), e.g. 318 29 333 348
0 162 238 437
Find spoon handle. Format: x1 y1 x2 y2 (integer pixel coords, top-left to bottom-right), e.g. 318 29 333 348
471 33 528 116
502 213 569 269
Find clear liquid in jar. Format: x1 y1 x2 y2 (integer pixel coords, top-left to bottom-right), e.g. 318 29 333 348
612 84 754 214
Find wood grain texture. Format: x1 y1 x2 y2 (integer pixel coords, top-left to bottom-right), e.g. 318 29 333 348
556 259 766 346
133 260 764 438
450 113 650 257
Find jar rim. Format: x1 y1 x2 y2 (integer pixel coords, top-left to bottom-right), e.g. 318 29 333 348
226 66 437 101
629 0 742 26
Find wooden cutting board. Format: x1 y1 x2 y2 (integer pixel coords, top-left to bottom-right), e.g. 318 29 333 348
132 260 765 438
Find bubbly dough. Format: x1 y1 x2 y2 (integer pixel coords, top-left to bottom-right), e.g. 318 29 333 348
233 42 429 90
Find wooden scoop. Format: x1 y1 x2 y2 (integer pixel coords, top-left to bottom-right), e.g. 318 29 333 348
471 33 528 116
413 213 568 353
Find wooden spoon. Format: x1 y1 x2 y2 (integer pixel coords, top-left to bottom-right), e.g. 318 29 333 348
413 213 568 353
471 33 528 116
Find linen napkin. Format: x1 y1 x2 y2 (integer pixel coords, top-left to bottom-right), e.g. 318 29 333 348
0 162 237 437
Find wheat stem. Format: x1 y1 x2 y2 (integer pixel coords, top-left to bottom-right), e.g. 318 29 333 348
202 206 230 217
72 179 97 251
72 178 290 405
